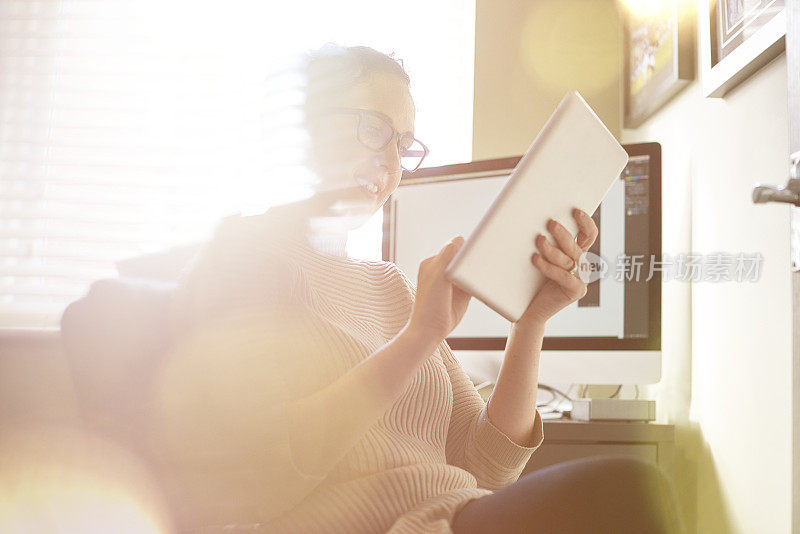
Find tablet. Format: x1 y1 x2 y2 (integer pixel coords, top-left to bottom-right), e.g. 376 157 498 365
444 91 629 322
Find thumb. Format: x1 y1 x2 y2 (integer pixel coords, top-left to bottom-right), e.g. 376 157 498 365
439 235 464 263
452 282 471 305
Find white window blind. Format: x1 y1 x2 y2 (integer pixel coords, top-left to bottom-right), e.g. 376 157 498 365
0 0 475 331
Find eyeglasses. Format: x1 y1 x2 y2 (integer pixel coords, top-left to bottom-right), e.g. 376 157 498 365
330 108 429 172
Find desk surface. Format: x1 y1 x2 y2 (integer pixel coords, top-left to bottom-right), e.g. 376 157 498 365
524 419 675 477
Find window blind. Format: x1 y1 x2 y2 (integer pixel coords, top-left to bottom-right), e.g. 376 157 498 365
0 0 475 330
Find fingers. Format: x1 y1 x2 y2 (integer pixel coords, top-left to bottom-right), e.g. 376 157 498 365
418 237 463 288
442 238 472 308
572 208 599 250
535 233 574 271
546 209 598 262
451 282 472 309
438 235 464 264
546 218 583 262
532 252 587 300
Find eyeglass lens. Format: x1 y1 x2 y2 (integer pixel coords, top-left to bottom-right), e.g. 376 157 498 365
356 112 426 171
357 114 394 151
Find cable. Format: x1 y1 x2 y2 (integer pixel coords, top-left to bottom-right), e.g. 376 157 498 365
539 383 573 403
536 387 557 407
536 383 575 419
609 385 622 398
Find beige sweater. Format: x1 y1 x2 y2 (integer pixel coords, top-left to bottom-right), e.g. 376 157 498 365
151 207 544 533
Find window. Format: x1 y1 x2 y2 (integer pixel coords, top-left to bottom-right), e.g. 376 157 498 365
0 0 475 330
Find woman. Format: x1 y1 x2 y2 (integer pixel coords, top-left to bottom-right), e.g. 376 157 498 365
149 45 683 533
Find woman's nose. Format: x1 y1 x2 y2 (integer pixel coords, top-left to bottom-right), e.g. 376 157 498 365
375 141 401 172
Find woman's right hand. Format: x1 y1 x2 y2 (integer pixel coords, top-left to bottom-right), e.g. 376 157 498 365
407 236 472 343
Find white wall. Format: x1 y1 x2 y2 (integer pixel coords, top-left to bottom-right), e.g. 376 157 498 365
622 55 791 533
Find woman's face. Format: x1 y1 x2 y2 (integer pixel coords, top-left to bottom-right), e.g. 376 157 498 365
308 72 415 222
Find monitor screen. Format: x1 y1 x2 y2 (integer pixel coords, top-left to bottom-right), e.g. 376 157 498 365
383 142 661 352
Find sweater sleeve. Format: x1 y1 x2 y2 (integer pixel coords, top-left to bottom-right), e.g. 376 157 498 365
439 340 544 490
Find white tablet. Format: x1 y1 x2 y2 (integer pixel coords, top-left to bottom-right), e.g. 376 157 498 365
444 91 629 322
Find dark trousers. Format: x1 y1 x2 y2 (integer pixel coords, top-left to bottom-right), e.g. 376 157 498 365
451 455 685 534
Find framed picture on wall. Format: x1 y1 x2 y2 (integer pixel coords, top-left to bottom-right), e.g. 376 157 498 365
623 0 694 128
701 0 786 97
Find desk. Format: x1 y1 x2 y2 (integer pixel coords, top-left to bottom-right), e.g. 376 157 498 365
522 420 675 478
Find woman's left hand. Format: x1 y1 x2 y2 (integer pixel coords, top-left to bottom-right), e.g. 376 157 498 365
516 208 599 327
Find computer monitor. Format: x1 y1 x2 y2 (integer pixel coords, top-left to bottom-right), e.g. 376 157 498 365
383 142 661 385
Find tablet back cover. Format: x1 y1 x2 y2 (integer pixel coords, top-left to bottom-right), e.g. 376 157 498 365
444 91 628 322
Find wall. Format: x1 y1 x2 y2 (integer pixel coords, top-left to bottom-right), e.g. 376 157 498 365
623 54 791 533
473 0 622 159
474 2 791 533
0 335 78 429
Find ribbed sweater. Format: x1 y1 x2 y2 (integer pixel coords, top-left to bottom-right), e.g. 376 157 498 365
151 205 545 534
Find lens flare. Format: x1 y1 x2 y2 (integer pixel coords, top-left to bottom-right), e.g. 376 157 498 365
520 0 620 96
0 426 171 533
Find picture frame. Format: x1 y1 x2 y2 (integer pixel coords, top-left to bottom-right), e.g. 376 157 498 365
701 0 786 98
623 0 695 129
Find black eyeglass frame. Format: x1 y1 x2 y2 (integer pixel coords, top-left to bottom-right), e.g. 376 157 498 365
329 107 430 172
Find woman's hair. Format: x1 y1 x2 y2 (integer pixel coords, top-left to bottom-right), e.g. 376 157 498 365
301 43 411 115
298 44 413 186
